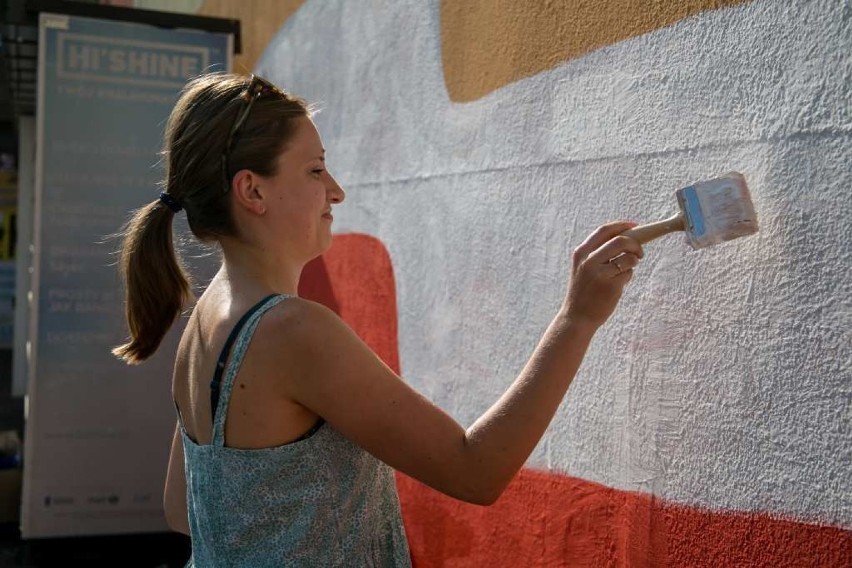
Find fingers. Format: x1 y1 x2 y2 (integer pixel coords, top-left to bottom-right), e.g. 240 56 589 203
565 223 644 326
608 252 641 279
588 235 644 266
573 221 637 265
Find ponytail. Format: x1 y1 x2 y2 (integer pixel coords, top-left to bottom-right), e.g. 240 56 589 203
112 199 194 364
112 72 310 364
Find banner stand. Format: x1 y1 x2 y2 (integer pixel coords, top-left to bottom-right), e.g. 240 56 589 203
20 6 232 539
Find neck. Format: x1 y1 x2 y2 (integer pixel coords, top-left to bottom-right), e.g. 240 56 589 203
217 236 304 298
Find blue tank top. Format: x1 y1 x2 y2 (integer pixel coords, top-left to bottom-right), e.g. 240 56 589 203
177 294 412 567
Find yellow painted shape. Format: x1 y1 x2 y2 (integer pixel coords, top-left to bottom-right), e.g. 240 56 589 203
441 0 751 102
198 0 306 73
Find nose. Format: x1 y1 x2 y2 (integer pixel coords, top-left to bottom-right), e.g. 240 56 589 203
326 172 345 204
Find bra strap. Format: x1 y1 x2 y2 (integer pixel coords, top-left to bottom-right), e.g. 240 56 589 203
209 294 280 420
210 294 291 446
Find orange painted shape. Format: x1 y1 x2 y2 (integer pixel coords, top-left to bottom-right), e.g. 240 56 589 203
441 0 751 102
396 469 852 567
198 0 306 73
298 233 400 374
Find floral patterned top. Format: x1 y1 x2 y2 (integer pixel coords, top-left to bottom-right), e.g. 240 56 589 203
177 294 412 567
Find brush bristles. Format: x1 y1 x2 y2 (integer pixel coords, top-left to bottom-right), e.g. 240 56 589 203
676 171 758 250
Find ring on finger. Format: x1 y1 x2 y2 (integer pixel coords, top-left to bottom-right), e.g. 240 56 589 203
610 257 624 274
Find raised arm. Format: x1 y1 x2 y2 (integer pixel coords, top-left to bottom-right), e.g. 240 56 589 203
271 221 641 505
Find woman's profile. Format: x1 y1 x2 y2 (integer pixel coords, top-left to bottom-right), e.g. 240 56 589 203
113 73 643 566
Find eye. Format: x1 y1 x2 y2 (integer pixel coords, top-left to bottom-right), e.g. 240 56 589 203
311 168 324 177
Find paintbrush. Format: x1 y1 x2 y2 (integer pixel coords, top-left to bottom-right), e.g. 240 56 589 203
622 171 758 249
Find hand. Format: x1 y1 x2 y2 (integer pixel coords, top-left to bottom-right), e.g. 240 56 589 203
562 221 644 328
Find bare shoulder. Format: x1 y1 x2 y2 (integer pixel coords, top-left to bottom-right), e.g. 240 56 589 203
247 297 357 384
256 296 346 347
248 295 485 503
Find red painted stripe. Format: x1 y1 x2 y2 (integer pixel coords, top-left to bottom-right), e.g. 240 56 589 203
396 470 852 567
301 234 852 567
299 233 400 372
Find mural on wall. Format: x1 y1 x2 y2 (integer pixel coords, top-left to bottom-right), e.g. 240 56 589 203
264 1 852 565
440 0 752 102
107 0 852 565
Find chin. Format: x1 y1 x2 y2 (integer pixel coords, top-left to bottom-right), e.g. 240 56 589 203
311 237 333 259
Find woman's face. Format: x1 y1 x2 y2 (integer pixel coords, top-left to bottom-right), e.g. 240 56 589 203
261 116 345 259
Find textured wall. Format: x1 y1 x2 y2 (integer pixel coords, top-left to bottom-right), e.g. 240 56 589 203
260 1 852 564
117 0 852 564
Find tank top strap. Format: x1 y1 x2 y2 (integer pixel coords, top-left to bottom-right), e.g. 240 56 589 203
210 293 292 447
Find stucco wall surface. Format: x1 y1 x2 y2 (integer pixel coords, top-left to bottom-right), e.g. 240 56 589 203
257 0 851 531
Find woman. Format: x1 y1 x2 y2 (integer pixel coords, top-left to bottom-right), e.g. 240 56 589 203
113 73 643 566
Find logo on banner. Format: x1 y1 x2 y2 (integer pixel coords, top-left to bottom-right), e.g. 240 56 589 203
57 33 209 88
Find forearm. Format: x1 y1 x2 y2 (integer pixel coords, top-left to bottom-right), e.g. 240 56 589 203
464 310 599 501
164 424 191 535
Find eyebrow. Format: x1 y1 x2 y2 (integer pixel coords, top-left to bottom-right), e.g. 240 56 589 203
303 149 325 165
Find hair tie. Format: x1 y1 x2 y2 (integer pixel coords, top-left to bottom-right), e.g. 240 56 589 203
159 192 183 213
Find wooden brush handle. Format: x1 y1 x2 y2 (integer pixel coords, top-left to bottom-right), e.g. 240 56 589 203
622 214 685 245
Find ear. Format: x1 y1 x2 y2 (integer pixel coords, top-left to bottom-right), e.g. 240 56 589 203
231 169 267 216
